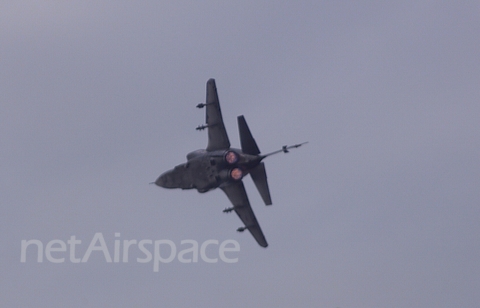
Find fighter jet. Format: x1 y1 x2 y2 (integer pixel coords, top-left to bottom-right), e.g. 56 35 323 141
154 79 306 247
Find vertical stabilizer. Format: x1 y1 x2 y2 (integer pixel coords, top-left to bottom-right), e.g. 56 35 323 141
238 115 260 155
238 116 272 205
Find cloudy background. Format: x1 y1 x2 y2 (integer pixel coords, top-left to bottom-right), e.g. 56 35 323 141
1 1 479 307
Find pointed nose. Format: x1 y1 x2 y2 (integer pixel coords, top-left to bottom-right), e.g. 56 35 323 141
155 174 166 187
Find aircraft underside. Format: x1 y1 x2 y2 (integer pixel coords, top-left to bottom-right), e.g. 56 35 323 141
154 78 306 247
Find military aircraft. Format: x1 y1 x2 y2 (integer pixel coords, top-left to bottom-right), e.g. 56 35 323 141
154 79 306 247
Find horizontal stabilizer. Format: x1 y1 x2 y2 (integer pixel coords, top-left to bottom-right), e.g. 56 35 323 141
250 162 272 205
238 115 260 155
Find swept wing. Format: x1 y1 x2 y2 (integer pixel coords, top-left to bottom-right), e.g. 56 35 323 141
205 79 230 151
221 181 268 247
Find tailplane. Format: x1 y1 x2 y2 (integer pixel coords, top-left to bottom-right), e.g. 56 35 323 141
249 162 272 205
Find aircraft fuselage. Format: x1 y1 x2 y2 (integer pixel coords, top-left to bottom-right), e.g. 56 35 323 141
155 148 262 193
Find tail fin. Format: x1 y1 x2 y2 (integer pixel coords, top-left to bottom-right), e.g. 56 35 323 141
238 116 272 205
238 115 260 155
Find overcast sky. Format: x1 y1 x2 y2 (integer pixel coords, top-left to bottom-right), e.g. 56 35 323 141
2 1 479 307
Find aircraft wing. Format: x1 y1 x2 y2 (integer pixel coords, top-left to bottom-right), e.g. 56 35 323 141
205 79 230 151
221 181 268 247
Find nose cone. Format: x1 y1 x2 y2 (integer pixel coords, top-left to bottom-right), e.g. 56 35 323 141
154 166 189 189
155 173 167 187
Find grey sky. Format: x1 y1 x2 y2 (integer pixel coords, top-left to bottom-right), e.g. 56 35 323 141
2 1 479 307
